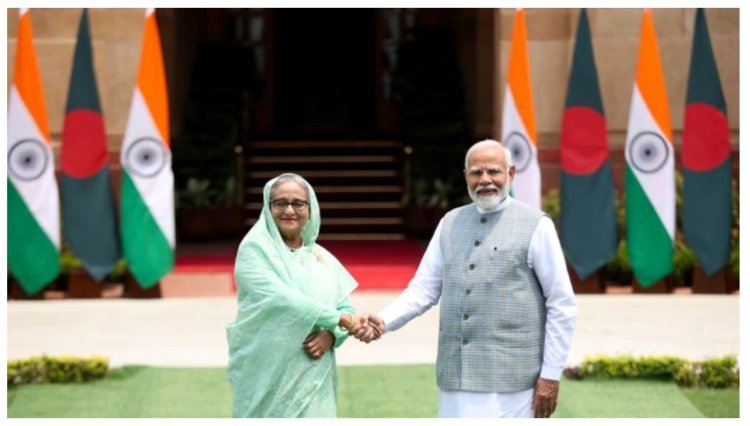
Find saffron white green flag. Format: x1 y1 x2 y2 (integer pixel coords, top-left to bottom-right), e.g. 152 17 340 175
502 8 541 208
625 9 675 287
7 8 60 294
120 8 174 288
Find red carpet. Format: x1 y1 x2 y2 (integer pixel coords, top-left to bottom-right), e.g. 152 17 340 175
173 253 236 273
174 240 426 290
321 240 425 290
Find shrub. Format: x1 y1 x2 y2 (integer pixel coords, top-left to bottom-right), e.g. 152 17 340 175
692 356 740 388
7 355 109 386
107 258 129 282
542 187 560 229
605 239 632 283
59 246 129 283
673 235 697 286
581 354 688 381
578 355 738 388
59 246 83 274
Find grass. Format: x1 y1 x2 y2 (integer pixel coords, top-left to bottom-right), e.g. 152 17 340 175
7 364 739 418
338 364 437 417
554 378 705 418
681 387 741 418
7 366 232 418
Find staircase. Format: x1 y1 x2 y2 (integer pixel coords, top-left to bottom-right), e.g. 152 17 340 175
244 140 406 240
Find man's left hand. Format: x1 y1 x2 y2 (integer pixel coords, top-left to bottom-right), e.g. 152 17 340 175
532 378 559 418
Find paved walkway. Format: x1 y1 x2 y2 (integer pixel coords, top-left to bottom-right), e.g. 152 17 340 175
7 291 739 368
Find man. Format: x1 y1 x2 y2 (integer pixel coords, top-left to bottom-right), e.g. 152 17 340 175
354 139 577 418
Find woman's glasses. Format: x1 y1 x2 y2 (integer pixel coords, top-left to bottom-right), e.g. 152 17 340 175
271 199 309 211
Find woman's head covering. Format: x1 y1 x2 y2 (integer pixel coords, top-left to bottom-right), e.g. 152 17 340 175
226 172 357 417
262 172 320 248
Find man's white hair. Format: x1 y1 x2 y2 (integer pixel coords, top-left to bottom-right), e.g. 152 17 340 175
464 139 513 170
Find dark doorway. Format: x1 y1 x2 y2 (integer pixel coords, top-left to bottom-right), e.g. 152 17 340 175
274 9 376 138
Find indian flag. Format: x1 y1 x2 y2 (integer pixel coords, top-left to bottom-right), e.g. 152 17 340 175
7 8 60 294
625 9 674 287
120 8 174 288
502 8 540 208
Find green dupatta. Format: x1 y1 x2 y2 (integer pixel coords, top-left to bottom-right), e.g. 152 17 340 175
226 173 357 417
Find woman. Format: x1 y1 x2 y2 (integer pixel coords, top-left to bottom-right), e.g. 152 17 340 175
227 173 362 417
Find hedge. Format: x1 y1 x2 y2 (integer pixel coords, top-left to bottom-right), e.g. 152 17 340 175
576 355 739 388
8 355 109 386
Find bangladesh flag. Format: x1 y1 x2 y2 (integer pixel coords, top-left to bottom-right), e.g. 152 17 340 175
120 8 175 288
7 8 60 294
61 9 121 281
682 8 732 276
625 9 675 287
560 9 617 280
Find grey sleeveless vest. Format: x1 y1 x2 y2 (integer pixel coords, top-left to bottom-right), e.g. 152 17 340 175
437 199 547 393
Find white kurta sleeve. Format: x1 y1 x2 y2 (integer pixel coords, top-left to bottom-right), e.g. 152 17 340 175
378 219 444 332
527 216 578 380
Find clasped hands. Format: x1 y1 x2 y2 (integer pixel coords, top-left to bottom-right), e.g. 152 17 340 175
348 314 385 343
337 313 385 343
303 314 385 360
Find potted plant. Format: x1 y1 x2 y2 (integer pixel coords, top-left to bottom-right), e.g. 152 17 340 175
402 177 466 238
60 247 102 298
176 176 245 240
176 178 217 240
672 235 696 287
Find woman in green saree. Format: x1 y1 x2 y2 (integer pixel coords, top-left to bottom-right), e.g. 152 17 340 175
226 173 366 417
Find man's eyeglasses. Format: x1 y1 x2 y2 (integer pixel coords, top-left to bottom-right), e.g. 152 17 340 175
271 199 309 211
466 167 503 179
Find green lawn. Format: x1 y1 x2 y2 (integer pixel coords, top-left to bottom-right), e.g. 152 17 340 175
7 364 738 418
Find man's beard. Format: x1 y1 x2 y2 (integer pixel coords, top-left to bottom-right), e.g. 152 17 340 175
468 183 510 211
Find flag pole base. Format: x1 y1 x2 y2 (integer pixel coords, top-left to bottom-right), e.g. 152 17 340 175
692 265 734 294
123 273 162 298
633 277 673 294
66 269 103 298
8 275 45 300
567 265 605 294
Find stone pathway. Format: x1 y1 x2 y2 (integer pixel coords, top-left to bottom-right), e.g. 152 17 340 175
7 291 739 368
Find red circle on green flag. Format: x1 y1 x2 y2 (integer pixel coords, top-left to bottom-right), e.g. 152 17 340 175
682 103 730 171
61 110 108 178
560 107 609 175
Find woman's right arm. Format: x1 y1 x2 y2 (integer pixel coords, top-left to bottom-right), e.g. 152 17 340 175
236 248 355 332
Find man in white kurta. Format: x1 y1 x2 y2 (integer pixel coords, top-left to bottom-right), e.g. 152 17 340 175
356 140 577 418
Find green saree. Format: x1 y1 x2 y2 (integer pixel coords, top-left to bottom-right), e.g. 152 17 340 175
226 173 357 417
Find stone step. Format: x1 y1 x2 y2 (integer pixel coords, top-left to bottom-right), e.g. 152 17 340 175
246 185 403 195
250 140 401 149
245 201 402 210
317 233 406 240
247 169 399 180
245 217 403 226
248 155 397 164
243 140 404 236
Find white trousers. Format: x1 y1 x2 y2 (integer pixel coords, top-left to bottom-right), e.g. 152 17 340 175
438 388 535 418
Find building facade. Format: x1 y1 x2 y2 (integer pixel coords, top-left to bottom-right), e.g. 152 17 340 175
6 8 740 239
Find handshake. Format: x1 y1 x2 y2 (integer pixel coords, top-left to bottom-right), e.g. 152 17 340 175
345 314 385 343
305 314 385 360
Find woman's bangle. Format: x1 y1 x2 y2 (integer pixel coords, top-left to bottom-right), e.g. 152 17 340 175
339 313 353 331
